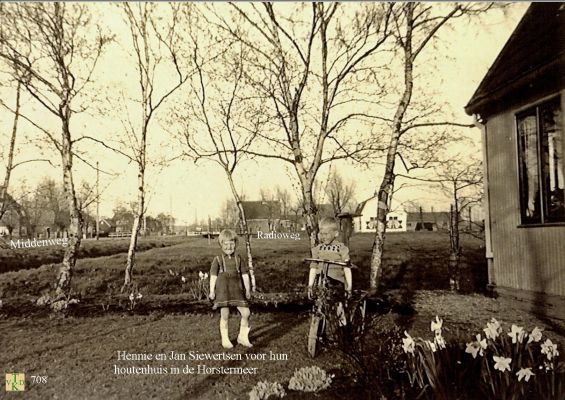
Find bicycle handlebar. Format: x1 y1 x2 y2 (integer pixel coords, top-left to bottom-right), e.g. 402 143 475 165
304 258 351 267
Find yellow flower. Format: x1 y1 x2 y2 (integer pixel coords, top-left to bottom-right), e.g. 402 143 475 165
493 355 512 372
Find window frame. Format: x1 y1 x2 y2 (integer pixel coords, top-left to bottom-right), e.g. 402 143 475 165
515 95 565 227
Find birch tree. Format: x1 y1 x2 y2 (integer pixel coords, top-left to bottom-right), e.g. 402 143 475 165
0 81 22 221
368 2 496 290
325 168 356 215
174 39 265 291
118 3 191 290
0 3 109 304
210 2 393 247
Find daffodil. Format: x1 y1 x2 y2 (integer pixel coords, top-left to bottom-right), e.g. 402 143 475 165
541 339 559 360
476 334 487 356
136 293 142 299
434 333 446 350
425 340 437 352
431 316 443 333
493 355 512 372
508 324 526 344
465 342 480 358
527 327 543 344
181 276 186 283
402 331 415 355
483 318 501 340
516 367 534 382
198 271 205 280
129 293 134 301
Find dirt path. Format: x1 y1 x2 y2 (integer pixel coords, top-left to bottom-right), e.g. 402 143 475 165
2 290 564 400
1 312 342 400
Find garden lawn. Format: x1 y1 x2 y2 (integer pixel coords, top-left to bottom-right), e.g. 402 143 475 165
0 232 487 304
1 291 564 400
0 235 185 273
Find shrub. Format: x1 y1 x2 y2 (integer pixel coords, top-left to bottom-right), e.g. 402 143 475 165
248 381 286 400
288 366 333 392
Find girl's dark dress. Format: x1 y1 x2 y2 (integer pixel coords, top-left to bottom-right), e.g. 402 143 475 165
210 254 249 308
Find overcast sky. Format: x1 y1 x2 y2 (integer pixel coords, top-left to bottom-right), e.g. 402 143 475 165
0 2 530 225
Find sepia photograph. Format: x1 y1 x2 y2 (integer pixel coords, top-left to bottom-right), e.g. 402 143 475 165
0 1 563 399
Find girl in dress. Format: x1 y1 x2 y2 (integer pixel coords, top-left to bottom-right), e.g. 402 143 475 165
209 229 252 349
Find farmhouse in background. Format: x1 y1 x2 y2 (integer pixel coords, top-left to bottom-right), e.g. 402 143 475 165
465 3 565 314
0 189 28 237
354 195 450 232
241 200 282 232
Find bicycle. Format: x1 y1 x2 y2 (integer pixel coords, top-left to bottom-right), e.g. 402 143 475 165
305 258 368 358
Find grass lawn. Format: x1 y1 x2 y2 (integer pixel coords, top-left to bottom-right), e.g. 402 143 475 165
1 232 563 399
0 235 185 273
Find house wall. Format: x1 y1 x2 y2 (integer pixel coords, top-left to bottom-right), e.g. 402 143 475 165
485 90 565 296
354 197 378 232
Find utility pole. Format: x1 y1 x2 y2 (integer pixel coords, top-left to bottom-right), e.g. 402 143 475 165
208 215 211 246
96 161 100 240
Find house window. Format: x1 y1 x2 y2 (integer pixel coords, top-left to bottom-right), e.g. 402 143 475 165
517 97 564 224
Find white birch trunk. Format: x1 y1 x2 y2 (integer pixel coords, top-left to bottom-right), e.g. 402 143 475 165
0 82 21 221
56 104 83 298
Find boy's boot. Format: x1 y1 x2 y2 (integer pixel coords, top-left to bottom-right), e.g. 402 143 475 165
237 320 253 348
220 319 234 349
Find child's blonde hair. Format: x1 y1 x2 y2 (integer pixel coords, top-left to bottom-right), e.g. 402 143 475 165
218 229 238 245
319 217 338 231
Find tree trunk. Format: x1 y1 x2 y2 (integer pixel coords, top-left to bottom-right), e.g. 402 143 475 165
0 81 21 221
369 4 414 291
369 153 397 290
300 177 319 248
448 187 461 291
226 171 256 292
124 163 145 289
55 108 83 299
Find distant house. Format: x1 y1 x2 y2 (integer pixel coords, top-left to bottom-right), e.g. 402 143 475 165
241 201 282 232
97 218 114 237
354 196 450 232
465 4 565 309
0 189 28 237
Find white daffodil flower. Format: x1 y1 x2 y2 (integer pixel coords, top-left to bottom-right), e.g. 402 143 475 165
541 339 559 360
425 340 437 353
136 293 142 299
516 367 534 382
493 355 512 372
181 276 186 283
431 315 443 333
434 333 446 350
528 327 543 344
198 271 204 280
129 293 134 301
402 331 415 355
465 342 480 358
508 324 526 344
484 318 501 340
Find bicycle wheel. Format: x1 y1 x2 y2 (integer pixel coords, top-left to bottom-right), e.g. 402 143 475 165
307 314 325 358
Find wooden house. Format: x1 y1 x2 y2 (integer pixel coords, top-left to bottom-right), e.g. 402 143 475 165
465 3 565 315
